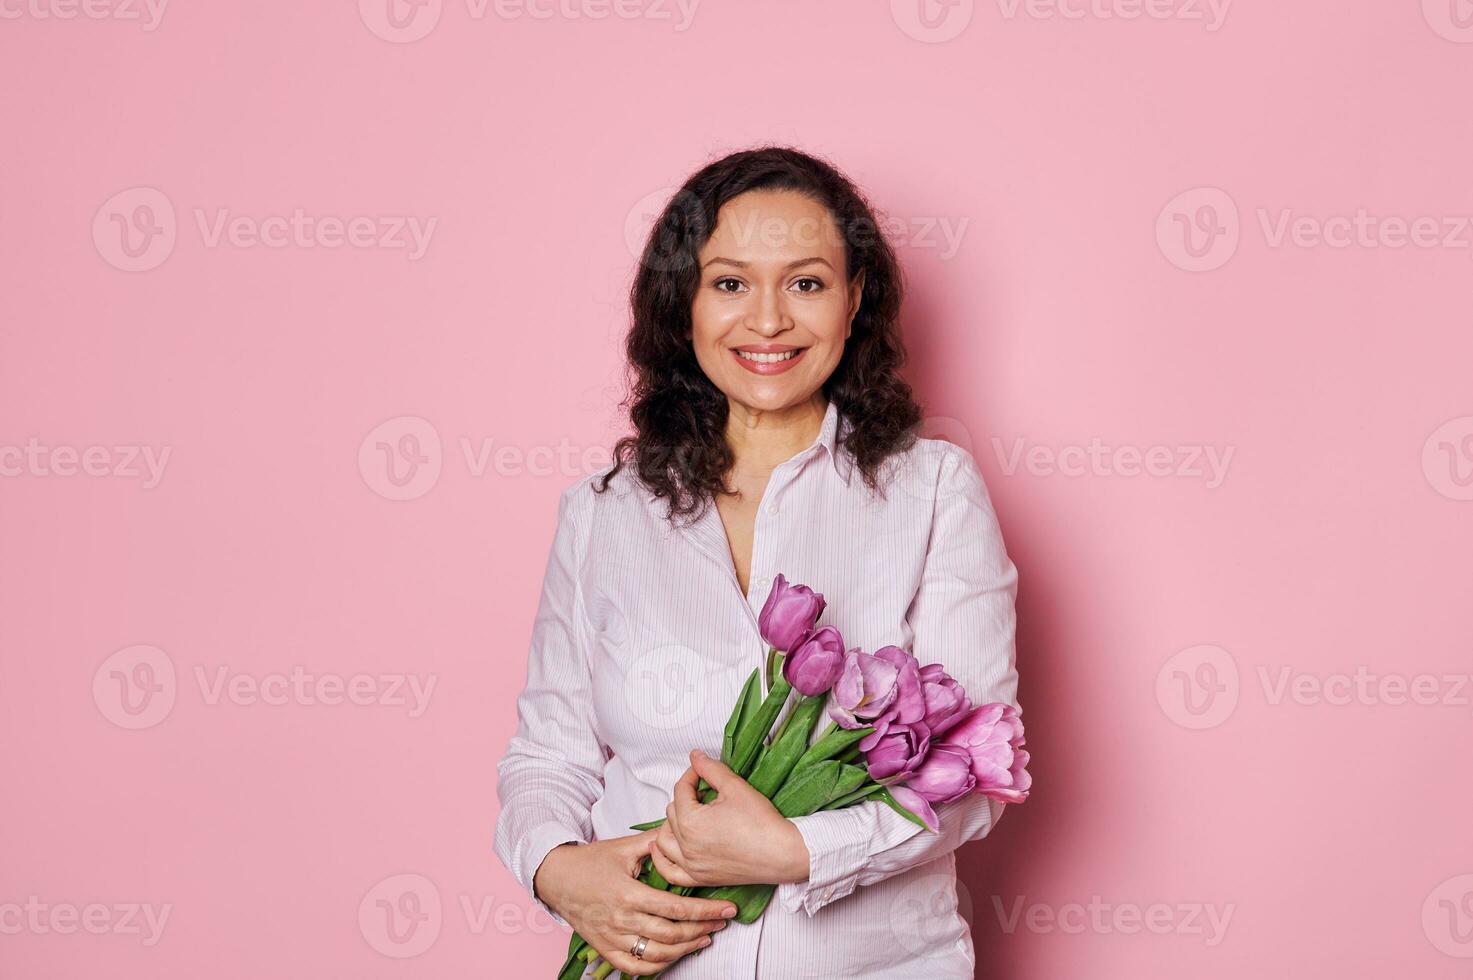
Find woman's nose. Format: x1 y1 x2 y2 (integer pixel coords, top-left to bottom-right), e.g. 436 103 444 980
747 285 793 335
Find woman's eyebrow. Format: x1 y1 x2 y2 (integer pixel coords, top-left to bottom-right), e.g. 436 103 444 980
701 256 836 272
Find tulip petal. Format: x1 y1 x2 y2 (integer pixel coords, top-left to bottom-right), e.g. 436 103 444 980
888 784 940 833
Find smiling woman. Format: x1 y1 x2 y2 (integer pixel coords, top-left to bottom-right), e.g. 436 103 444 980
493 146 1022 979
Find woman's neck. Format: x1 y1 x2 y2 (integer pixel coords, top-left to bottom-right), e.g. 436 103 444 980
723 395 827 477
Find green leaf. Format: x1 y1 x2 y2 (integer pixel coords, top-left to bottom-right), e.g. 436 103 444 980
792 723 873 773
558 933 591 980
824 781 884 810
730 677 791 777
696 882 777 924
628 817 665 831
642 857 671 891
747 695 825 798
772 759 842 817
721 668 762 766
826 763 869 804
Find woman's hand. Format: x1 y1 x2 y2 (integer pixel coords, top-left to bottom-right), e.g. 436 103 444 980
651 749 812 888
533 830 737 975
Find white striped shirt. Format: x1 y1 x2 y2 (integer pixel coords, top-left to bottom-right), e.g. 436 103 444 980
493 398 1021 978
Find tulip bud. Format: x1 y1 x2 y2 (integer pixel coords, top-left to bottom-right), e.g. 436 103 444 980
757 573 826 652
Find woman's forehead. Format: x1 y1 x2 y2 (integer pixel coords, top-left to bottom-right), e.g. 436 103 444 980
703 191 846 263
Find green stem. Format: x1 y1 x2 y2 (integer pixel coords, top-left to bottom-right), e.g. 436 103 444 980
824 782 884 810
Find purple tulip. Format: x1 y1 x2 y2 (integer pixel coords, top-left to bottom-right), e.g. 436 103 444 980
918 663 971 737
940 702 1031 804
758 573 826 653
905 744 976 804
826 649 900 730
888 744 977 835
872 646 925 726
864 721 931 783
782 626 846 696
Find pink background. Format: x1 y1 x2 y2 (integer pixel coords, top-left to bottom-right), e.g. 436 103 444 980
3 1 1472 976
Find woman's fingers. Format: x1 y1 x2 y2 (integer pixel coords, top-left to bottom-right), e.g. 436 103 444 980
595 931 715 972
619 932 715 967
625 910 727 946
649 834 697 888
625 879 737 922
616 828 660 876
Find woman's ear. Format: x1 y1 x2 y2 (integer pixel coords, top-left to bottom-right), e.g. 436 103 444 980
847 269 866 337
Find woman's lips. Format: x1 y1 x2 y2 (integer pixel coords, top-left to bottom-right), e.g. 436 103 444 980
731 347 808 375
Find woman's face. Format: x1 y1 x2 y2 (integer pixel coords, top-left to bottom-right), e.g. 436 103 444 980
690 189 864 414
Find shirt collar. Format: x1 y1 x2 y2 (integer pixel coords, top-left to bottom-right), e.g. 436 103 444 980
811 398 854 486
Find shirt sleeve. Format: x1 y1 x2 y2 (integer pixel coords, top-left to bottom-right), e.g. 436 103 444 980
776 444 1021 917
493 479 608 928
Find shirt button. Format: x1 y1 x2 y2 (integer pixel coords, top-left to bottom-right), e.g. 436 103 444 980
754 576 770 593
766 501 779 516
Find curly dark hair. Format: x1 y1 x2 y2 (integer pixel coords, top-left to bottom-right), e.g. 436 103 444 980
594 145 924 524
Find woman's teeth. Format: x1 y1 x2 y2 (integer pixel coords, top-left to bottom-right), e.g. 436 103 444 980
736 349 802 363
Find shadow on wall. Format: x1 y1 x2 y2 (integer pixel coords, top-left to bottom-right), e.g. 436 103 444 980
898 260 1068 980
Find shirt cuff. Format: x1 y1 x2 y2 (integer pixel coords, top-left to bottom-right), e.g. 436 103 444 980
522 823 587 929
776 806 894 916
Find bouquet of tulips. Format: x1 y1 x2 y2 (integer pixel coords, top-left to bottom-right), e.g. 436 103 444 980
559 574 1030 980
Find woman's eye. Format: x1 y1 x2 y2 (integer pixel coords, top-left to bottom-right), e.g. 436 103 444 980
713 277 745 293
792 277 825 293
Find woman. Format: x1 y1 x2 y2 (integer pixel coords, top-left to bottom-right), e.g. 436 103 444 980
493 146 1021 978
